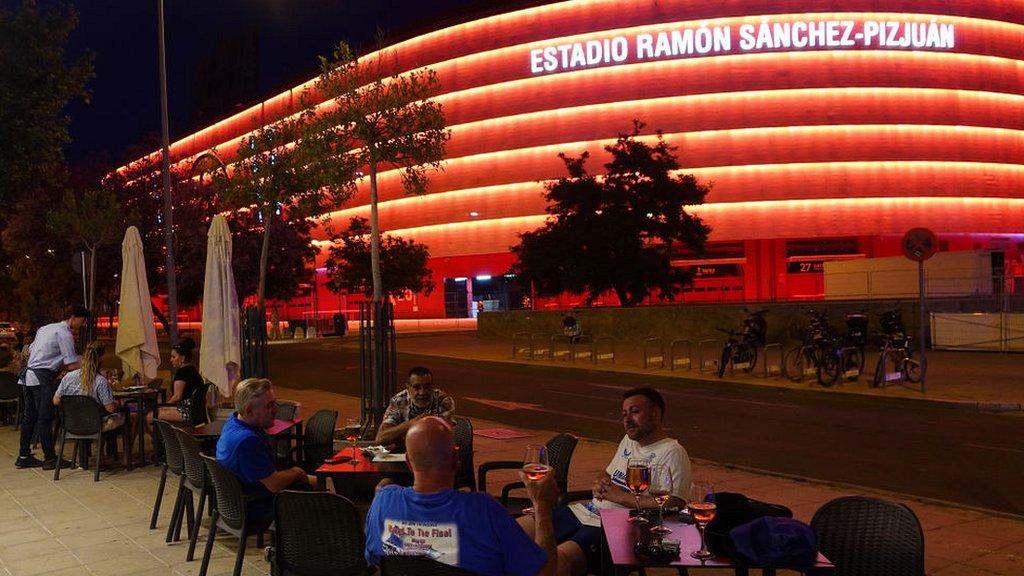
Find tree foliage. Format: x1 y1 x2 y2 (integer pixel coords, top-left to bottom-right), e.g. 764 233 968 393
511 121 712 306
324 217 433 299
212 108 350 311
306 41 450 303
0 0 92 215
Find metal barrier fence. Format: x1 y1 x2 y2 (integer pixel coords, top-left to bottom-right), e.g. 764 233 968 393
642 337 665 369
669 339 692 371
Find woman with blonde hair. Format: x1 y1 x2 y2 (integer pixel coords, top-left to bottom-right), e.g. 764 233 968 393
53 341 125 432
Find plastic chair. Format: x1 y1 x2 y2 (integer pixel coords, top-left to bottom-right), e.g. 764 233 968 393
269 490 367 576
53 395 129 482
171 426 212 562
380 555 480 576
199 454 273 576
810 495 925 576
0 372 21 427
478 433 578 512
287 409 337 472
181 382 211 427
154 420 189 540
452 416 476 491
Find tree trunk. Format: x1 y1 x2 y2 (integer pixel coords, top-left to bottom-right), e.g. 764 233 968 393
616 287 636 307
88 246 97 313
369 163 383 304
151 301 170 334
257 206 273 312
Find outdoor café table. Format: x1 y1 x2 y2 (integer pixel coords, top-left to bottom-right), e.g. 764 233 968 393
188 416 304 442
113 387 160 465
314 446 413 499
600 507 834 576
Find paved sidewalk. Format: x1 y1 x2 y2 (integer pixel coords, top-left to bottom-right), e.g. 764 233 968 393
3 383 1020 576
359 332 1024 410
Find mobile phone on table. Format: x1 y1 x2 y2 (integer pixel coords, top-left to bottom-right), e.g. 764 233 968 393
324 454 352 464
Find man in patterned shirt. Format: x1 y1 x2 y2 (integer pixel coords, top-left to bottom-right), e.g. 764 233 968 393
376 366 454 448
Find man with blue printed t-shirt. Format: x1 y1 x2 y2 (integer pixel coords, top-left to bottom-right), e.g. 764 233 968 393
216 378 316 526
16 306 89 470
365 416 560 576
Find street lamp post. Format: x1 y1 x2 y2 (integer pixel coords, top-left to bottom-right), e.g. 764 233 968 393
158 0 179 345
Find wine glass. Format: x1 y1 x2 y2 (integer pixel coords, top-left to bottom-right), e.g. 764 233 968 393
345 418 361 465
520 444 550 516
625 458 651 524
648 465 674 534
687 481 717 560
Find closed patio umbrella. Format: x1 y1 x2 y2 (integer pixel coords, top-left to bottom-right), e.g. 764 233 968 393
199 214 241 397
116 226 160 380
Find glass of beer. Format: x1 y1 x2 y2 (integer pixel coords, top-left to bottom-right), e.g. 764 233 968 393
687 481 717 559
521 444 550 516
649 465 674 534
626 458 651 524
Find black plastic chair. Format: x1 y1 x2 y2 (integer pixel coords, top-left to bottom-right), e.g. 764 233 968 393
199 454 272 576
287 409 337 472
478 433 579 512
0 372 21 427
269 490 367 576
181 382 211 426
154 419 189 539
452 416 476 491
810 495 925 576
53 395 129 481
172 426 213 562
272 401 299 464
380 555 480 576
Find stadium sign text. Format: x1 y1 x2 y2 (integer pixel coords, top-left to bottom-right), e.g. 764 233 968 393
529 18 956 74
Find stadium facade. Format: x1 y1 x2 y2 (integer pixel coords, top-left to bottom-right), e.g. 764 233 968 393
122 0 1024 320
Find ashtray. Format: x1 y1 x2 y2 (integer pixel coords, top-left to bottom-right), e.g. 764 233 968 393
633 537 680 562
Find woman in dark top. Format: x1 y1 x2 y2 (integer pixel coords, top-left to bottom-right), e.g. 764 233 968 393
148 337 204 424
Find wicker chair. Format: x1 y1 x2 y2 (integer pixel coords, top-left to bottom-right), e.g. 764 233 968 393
810 496 925 576
153 420 190 539
380 555 480 576
53 395 129 482
452 416 476 491
287 409 337 472
171 426 213 562
0 372 21 428
199 454 272 576
478 433 579 513
269 490 367 576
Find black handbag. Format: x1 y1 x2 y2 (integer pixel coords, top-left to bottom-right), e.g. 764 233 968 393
704 492 793 557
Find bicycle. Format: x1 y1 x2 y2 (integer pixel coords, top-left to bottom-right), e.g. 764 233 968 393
872 306 922 388
784 309 864 387
717 309 767 378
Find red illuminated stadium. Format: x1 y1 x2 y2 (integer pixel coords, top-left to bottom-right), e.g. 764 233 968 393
121 0 1024 320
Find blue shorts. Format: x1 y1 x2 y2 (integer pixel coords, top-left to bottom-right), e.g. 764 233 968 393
552 505 604 574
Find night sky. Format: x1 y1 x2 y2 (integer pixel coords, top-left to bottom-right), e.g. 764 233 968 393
62 0 487 166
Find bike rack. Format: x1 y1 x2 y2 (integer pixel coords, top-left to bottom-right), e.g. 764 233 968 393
550 334 572 361
532 333 551 359
669 339 693 371
642 337 665 369
571 335 593 363
839 346 861 382
697 339 720 373
512 331 533 359
757 343 783 378
593 336 616 364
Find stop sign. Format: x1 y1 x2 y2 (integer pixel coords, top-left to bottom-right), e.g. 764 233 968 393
902 228 938 262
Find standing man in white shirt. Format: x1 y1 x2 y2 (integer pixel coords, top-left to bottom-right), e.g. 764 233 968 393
16 306 89 469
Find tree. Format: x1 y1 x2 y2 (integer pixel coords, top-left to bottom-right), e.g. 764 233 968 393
212 109 350 312
511 121 712 306
229 208 318 304
46 188 127 314
324 217 433 299
307 41 450 305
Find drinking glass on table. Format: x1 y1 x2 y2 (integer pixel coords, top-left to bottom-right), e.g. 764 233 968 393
648 465 674 534
626 458 651 524
687 481 717 560
345 418 361 464
520 444 550 516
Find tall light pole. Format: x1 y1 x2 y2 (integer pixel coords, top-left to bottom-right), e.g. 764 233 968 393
158 0 179 344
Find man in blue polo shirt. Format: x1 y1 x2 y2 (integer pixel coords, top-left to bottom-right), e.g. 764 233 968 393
216 377 315 526
16 306 89 470
365 416 560 576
